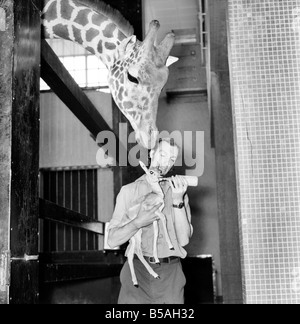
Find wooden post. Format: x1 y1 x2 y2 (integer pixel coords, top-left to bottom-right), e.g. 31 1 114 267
209 0 243 304
0 0 40 304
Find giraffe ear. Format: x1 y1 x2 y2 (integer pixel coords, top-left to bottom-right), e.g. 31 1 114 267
119 35 137 54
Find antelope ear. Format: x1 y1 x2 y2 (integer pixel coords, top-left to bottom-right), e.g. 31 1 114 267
139 161 149 174
119 35 137 54
166 56 179 67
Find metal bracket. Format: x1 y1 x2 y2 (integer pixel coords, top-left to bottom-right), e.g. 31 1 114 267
0 251 11 291
11 254 39 262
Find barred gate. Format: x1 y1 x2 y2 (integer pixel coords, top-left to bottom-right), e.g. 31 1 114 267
39 168 99 253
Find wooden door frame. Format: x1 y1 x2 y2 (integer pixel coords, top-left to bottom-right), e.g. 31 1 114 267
0 0 41 304
209 0 243 304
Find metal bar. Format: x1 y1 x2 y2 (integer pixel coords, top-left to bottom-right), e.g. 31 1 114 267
198 0 205 65
70 172 74 251
11 255 39 262
63 171 67 252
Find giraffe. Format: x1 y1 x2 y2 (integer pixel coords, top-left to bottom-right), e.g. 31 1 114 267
41 0 176 149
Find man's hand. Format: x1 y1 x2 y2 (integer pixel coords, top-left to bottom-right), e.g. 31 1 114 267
131 195 163 230
168 176 188 204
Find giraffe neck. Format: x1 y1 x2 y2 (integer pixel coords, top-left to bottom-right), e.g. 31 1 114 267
42 0 133 69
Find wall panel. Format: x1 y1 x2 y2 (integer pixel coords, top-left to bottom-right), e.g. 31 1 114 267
228 0 300 304
40 91 112 169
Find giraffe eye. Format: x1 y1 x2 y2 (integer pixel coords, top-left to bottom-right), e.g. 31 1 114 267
127 72 139 85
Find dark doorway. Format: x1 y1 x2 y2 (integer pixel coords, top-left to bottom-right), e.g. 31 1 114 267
182 256 215 304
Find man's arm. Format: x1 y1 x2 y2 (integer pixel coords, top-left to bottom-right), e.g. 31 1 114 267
107 190 163 249
108 221 140 249
169 176 193 247
173 195 193 247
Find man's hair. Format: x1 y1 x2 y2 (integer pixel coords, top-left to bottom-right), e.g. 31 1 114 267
154 137 180 151
148 137 180 165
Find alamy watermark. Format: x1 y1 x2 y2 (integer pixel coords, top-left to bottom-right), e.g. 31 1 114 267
96 123 205 177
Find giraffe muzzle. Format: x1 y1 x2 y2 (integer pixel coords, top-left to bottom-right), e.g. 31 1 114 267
136 128 158 150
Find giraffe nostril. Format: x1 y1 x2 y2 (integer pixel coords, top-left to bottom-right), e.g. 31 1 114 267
151 20 160 29
149 126 158 139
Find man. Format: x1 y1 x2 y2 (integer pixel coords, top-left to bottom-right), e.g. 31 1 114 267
107 138 193 304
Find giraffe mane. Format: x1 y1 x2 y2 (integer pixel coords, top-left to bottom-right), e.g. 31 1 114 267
77 0 134 37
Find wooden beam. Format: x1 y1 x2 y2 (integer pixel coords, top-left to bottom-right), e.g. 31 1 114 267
209 0 243 304
0 0 13 304
39 251 125 283
40 263 123 283
40 40 125 164
39 199 105 235
39 251 125 265
9 260 39 305
0 0 40 304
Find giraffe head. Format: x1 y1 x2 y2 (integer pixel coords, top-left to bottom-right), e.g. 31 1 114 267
109 20 176 150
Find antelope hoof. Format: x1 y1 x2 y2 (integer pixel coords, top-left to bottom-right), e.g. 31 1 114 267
134 284 139 288
170 247 175 251
156 276 161 280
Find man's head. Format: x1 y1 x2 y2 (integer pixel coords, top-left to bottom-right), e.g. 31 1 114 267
149 138 180 177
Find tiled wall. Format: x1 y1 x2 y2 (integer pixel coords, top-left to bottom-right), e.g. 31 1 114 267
228 0 300 304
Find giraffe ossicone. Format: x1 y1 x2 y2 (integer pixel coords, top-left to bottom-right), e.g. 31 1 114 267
42 0 177 150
